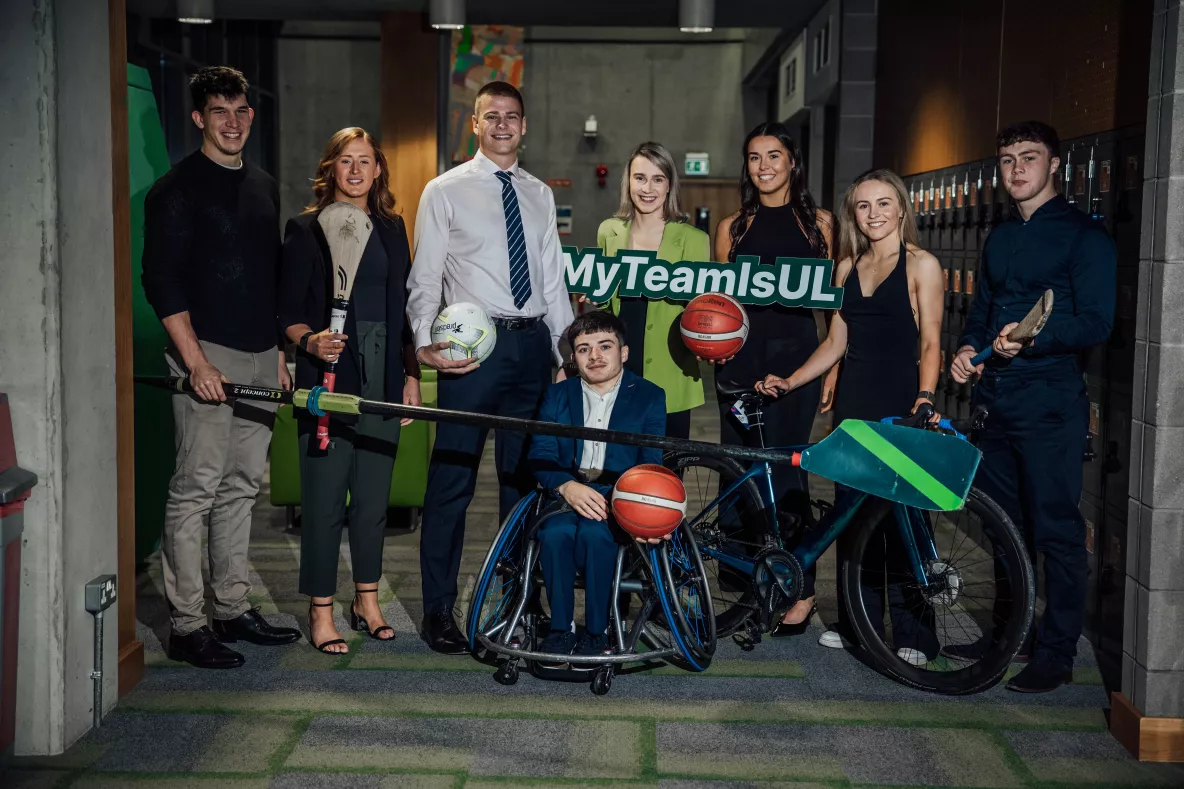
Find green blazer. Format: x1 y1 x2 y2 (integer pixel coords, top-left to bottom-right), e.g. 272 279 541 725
597 217 711 413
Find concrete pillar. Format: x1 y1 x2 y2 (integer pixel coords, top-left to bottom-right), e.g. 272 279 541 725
1114 0 1184 763
832 0 877 205
0 0 120 755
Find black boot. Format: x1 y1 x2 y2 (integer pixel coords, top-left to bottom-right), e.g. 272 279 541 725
1005 653 1073 693
422 611 469 655
212 608 302 646
167 626 245 669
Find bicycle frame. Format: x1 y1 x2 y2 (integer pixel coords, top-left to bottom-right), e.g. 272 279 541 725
687 452 943 594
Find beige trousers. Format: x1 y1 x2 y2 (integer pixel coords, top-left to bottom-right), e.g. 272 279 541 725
163 340 278 635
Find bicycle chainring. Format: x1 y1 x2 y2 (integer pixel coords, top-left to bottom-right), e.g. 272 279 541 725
751 548 803 630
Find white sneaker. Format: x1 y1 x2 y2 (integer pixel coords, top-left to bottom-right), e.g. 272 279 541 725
818 630 851 649
897 647 927 667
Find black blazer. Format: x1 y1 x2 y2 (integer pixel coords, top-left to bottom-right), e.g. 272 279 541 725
278 208 419 413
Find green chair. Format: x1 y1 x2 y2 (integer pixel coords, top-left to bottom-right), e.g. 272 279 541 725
269 369 437 530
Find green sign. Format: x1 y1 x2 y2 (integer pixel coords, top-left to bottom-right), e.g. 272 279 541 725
562 247 845 308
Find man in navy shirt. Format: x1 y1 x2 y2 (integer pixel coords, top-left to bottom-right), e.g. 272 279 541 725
951 121 1115 692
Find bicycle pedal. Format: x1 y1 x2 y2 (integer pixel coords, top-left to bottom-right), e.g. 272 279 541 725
732 632 757 652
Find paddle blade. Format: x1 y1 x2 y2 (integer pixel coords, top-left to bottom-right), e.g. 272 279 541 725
799 420 980 511
1010 288 1054 343
317 201 373 300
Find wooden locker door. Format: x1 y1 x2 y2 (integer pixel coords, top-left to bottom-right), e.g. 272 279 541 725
680 179 741 256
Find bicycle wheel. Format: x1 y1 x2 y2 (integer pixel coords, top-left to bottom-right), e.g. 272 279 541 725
664 451 769 635
841 488 1035 695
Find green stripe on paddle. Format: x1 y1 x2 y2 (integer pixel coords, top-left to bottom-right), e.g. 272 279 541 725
836 420 964 511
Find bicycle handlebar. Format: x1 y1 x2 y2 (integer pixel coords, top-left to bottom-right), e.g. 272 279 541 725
887 404 988 440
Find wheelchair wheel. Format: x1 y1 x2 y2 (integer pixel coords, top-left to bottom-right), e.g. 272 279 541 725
664 451 768 635
842 488 1035 695
650 521 717 670
467 491 538 652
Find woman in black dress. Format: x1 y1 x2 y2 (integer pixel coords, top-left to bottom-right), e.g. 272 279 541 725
279 127 421 654
756 169 944 662
713 123 835 633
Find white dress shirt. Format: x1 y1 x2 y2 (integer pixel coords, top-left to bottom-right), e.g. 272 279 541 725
578 374 623 481
408 149 575 363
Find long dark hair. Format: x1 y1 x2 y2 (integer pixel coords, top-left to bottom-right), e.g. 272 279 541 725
728 122 827 261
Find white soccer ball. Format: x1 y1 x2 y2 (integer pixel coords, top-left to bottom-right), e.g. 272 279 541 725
431 302 497 362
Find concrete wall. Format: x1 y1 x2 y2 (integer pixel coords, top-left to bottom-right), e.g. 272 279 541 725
277 21 381 222
1123 0 1184 718
777 33 806 124
0 0 120 755
516 27 776 248
833 0 877 201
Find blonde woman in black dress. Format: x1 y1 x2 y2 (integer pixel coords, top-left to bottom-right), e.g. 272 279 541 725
757 169 944 663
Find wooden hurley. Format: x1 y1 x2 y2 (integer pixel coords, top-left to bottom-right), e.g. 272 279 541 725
314 202 372 450
970 289 1054 366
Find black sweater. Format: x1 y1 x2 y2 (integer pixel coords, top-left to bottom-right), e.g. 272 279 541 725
141 151 281 353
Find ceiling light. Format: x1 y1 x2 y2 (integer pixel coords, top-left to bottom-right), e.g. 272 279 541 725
177 0 214 24
430 0 466 30
680 0 714 33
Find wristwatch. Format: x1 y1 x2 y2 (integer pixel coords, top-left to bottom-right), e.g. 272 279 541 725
916 390 936 403
298 331 314 352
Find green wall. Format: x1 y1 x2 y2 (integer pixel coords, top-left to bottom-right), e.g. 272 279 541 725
128 64 174 564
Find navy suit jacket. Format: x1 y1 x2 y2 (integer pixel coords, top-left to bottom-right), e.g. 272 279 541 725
529 370 667 495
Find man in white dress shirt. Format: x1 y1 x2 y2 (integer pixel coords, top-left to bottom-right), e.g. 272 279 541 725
408 81 575 653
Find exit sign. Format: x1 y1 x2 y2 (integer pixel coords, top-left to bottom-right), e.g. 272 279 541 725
684 152 710 176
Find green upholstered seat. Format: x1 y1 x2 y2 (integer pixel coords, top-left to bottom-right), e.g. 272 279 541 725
269 369 437 522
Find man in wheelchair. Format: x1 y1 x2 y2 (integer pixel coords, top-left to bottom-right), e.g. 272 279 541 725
528 311 667 665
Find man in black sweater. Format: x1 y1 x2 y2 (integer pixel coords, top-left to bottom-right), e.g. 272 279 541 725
142 66 300 668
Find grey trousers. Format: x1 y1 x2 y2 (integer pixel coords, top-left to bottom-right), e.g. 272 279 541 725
163 340 279 635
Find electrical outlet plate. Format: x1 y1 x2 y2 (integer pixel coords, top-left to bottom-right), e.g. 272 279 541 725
85 574 117 613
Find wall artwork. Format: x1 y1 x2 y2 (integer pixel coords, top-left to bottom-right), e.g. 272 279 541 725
449 25 525 163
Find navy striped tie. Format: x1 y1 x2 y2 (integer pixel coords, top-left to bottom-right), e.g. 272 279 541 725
495 170 532 309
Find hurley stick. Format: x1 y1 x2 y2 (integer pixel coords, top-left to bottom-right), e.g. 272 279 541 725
970 289 1054 366
315 202 373 449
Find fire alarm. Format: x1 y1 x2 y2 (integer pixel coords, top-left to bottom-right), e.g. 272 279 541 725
595 164 608 188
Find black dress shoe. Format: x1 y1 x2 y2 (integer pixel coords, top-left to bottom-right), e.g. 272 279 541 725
1005 654 1072 693
212 607 302 646
167 626 245 669
422 611 470 655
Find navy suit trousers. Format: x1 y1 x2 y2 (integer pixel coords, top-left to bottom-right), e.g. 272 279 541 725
538 511 618 636
972 369 1089 665
420 323 552 616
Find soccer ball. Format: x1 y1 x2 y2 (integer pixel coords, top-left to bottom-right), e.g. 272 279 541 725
431 302 497 362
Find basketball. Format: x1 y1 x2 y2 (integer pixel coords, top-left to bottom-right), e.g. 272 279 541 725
679 292 749 361
611 464 687 540
431 302 497 362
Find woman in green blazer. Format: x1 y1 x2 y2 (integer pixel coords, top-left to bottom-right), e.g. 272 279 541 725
596 142 711 439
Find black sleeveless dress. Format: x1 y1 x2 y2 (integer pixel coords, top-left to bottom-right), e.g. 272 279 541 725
833 242 919 423
832 243 938 657
716 202 822 520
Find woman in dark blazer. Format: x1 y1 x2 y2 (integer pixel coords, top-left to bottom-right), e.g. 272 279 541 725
279 127 420 654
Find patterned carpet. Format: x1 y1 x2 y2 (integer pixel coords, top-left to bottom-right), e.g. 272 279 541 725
8 384 1184 788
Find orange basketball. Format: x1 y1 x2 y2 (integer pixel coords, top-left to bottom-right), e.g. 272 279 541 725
611 464 687 540
680 292 749 362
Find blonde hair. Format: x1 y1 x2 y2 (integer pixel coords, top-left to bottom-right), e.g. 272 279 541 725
837 169 919 262
614 142 688 224
304 127 397 220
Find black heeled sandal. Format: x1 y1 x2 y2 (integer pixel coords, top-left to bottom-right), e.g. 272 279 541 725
770 601 817 638
350 589 396 641
308 601 348 654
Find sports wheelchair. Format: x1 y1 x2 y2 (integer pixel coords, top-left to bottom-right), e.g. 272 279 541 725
466 489 717 695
